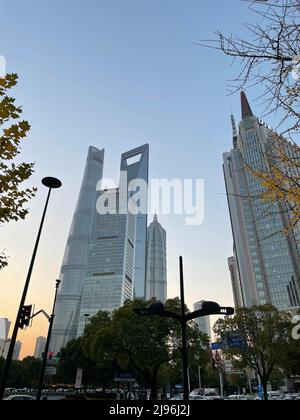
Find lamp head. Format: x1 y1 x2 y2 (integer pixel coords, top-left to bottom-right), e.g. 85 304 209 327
42 177 62 189
148 302 165 315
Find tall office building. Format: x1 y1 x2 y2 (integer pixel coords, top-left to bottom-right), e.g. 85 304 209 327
228 256 243 308
50 147 105 353
193 302 212 342
0 317 11 340
51 144 149 352
223 92 300 309
146 215 167 302
1 340 22 360
34 336 46 359
77 144 149 336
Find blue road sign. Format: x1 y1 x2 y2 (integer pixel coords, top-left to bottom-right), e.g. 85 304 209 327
211 342 221 351
221 332 247 349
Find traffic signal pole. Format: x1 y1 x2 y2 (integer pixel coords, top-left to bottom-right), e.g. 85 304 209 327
36 279 61 401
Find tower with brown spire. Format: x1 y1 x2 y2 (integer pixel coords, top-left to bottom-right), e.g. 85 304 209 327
241 91 254 120
223 92 300 310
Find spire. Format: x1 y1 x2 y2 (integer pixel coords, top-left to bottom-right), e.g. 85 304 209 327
153 214 158 223
231 114 238 149
241 91 253 120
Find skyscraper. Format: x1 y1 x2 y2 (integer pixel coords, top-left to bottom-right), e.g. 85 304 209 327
146 215 167 302
223 92 300 310
193 302 212 342
77 144 149 336
1 340 22 360
0 318 11 340
34 336 47 359
51 144 149 352
50 146 105 353
228 256 243 309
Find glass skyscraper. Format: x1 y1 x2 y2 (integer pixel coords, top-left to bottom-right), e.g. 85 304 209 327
145 215 167 302
0 317 11 340
193 302 212 342
50 147 104 354
51 145 149 353
223 92 300 310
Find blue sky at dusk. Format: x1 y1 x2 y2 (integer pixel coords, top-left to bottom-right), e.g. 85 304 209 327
0 0 268 357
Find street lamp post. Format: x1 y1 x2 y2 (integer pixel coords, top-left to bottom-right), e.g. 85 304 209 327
198 366 202 390
36 279 61 401
179 256 189 401
134 256 234 402
0 177 62 400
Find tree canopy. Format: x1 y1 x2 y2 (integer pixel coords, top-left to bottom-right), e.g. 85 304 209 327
0 73 35 269
57 299 210 399
214 305 294 400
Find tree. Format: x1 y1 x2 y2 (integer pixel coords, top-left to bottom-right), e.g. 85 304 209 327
82 300 171 399
214 305 292 400
21 357 42 388
226 373 248 395
6 361 25 388
201 0 300 232
0 73 35 269
82 298 209 400
56 338 111 388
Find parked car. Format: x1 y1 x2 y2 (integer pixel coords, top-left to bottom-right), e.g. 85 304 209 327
5 395 36 401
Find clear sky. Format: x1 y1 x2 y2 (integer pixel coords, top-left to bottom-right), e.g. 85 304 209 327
0 0 266 359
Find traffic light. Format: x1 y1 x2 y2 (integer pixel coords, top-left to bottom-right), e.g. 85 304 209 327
48 352 53 361
56 352 61 360
19 305 32 329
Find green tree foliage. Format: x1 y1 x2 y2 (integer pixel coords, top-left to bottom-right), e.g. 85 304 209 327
80 298 209 399
0 356 42 388
214 305 293 400
0 73 35 269
20 357 42 388
56 338 111 388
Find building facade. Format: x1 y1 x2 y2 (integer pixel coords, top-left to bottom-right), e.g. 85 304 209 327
1 340 22 360
193 302 212 342
51 144 149 352
77 144 149 336
34 336 47 359
223 92 300 309
228 256 244 308
0 317 11 340
146 215 167 302
50 146 104 354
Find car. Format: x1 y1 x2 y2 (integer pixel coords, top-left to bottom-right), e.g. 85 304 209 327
5 395 36 401
190 395 209 400
226 394 248 400
283 393 299 400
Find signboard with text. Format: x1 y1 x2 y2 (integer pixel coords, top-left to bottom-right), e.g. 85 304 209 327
114 371 136 383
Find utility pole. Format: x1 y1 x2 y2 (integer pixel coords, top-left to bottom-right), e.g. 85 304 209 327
36 279 61 401
179 256 189 401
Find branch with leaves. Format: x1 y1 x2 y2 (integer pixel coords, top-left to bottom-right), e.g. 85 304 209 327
0 74 36 269
200 0 300 136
